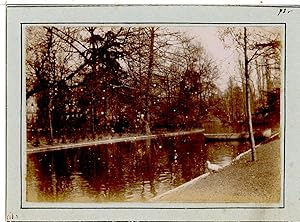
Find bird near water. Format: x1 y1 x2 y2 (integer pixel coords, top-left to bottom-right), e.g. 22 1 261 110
206 160 222 173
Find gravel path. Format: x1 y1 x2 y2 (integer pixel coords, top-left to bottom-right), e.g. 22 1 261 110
150 139 281 203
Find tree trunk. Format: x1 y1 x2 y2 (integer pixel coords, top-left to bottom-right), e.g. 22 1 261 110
145 27 155 135
90 28 97 135
265 57 272 92
243 27 256 161
256 59 263 104
48 95 54 144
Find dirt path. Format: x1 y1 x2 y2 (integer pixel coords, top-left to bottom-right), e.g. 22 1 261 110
150 138 281 203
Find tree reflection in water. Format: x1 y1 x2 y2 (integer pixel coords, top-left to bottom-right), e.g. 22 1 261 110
26 133 248 202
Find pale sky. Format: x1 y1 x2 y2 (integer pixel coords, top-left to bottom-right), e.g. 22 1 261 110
171 26 237 92
174 26 283 92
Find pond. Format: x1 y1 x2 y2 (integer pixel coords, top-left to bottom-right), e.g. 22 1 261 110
26 133 250 202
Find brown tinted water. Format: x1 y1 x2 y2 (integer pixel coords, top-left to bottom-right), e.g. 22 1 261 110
26 133 249 202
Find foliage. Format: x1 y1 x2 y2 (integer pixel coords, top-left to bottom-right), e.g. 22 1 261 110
26 26 220 143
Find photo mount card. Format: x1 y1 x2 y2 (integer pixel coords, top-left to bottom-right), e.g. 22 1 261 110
5 4 300 221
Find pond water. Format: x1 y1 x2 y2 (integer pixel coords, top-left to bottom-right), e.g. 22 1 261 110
26 133 250 202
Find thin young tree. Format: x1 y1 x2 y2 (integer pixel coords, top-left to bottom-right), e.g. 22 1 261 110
219 26 281 161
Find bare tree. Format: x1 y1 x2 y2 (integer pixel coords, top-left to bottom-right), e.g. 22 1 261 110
26 25 223 145
219 26 281 161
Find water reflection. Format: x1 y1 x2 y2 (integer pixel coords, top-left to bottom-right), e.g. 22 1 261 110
206 141 249 167
26 134 249 202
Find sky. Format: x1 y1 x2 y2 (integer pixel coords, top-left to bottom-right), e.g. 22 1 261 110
171 26 237 92
172 25 283 92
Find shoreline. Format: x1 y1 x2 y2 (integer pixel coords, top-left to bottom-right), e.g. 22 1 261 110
27 129 204 154
150 134 281 203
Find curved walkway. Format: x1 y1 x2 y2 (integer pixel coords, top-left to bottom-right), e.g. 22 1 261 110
27 129 204 154
150 138 281 203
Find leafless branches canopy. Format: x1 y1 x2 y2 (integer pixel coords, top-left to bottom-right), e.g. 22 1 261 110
26 26 281 147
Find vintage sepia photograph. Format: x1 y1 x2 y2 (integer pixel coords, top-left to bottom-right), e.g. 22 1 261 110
25 25 282 203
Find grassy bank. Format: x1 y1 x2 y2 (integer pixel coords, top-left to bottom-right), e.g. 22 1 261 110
150 138 281 203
